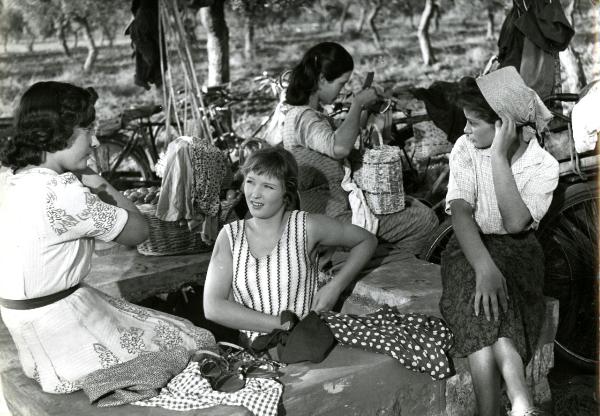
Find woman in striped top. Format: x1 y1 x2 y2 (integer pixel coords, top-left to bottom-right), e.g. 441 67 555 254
203 147 377 344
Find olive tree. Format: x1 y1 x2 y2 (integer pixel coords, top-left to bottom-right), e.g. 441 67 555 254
14 0 126 73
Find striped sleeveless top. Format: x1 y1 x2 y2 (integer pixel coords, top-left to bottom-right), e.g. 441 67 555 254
224 210 319 342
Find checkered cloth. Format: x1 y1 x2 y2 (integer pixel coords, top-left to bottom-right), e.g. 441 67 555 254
133 361 283 416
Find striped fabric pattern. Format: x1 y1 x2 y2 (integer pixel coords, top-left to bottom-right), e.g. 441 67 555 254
224 211 318 342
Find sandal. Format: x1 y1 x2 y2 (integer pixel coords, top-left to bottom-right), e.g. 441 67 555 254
192 349 246 393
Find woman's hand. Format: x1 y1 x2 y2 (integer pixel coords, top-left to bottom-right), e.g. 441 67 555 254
312 281 343 312
353 87 380 109
491 114 518 157
473 258 509 322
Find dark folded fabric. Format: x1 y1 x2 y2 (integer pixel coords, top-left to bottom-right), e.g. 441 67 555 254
79 347 192 407
280 311 335 364
514 0 574 53
410 81 466 144
251 311 336 364
498 6 525 69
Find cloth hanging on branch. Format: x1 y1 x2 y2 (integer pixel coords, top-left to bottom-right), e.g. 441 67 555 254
126 0 165 90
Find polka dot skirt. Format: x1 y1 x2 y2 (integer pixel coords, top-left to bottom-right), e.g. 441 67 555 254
320 305 454 380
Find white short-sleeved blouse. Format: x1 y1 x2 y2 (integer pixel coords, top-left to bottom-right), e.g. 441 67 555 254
445 135 559 234
0 167 128 300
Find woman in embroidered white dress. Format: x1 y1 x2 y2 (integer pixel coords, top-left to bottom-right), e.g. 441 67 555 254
0 81 216 394
203 146 377 345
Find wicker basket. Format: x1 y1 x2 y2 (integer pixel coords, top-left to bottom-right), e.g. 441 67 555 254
136 204 213 256
353 125 405 214
136 197 239 256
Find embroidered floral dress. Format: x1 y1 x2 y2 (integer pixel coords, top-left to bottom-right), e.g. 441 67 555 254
0 167 215 394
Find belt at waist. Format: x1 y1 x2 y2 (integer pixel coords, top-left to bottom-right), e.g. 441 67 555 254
0 284 81 310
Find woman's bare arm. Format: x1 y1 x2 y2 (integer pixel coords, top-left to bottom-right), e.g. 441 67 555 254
307 213 378 311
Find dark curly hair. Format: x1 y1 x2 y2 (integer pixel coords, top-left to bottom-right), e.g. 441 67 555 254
0 81 98 170
456 76 499 124
285 42 354 106
241 146 299 210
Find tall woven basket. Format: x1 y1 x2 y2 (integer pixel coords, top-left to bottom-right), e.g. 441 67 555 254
353 125 405 214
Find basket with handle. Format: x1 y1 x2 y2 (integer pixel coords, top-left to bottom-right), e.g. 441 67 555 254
352 124 405 214
136 195 240 256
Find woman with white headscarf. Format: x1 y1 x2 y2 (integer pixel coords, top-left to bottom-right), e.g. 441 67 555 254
440 67 558 416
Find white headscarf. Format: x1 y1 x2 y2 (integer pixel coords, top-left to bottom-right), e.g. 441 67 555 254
476 66 553 132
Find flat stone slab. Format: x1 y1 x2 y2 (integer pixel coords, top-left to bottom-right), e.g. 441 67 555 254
280 345 446 416
89 244 212 303
0 316 444 416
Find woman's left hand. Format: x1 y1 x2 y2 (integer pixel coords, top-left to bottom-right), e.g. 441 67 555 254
491 114 518 156
312 282 343 312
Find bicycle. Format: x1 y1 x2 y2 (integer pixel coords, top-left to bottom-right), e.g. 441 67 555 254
93 72 289 192
417 90 599 372
93 104 164 190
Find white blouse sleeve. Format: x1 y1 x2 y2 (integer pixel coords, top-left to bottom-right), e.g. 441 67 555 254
295 109 337 158
45 173 128 242
445 136 476 215
521 154 559 226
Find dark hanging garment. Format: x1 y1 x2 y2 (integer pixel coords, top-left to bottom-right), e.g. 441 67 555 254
127 0 165 90
513 0 575 53
497 5 525 69
410 81 466 144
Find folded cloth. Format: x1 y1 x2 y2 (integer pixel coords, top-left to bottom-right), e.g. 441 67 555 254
78 347 192 407
251 311 336 364
321 305 454 380
341 160 379 234
572 82 600 154
133 361 283 416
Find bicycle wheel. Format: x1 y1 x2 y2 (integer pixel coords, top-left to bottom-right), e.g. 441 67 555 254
94 135 153 190
537 181 598 371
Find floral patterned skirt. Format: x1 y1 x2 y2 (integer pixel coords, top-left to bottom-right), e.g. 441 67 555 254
439 232 545 364
1 286 216 393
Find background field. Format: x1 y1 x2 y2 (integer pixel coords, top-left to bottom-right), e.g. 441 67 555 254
0 5 597 133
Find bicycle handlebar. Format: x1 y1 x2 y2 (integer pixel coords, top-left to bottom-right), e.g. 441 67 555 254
121 105 163 124
542 93 580 104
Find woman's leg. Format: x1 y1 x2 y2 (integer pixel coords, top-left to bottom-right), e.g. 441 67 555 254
468 345 502 416
492 337 533 414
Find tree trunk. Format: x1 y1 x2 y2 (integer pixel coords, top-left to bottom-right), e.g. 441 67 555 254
417 0 436 66
78 18 98 73
486 6 495 39
243 14 254 61
200 0 229 86
559 0 586 92
338 2 350 34
356 5 366 33
27 35 35 52
58 20 71 57
366 2 383 50
100 24 114 47
431 2 440 32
